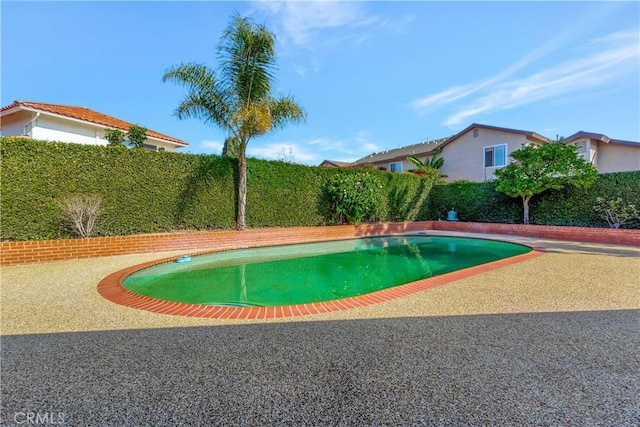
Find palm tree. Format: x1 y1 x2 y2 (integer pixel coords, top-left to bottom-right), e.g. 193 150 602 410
162 14 306 230
407 148 445 177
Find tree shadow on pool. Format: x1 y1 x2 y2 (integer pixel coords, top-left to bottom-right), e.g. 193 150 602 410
2 309 638 426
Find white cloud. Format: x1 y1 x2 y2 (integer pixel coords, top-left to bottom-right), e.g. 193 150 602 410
254 0 373 48
198 139 224 154
411 27 639 127
378 14 415 35
443 29 639 126
248 142 318 163
308 132 380 155
240 130 382 164
411 24 581 114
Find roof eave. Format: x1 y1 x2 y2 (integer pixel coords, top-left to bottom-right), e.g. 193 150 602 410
3 105 188 147
0 105 23 117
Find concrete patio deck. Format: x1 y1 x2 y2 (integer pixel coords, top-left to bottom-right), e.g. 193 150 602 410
1 231 638 425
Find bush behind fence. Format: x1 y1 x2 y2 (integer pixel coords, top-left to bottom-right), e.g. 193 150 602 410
1 137 638 241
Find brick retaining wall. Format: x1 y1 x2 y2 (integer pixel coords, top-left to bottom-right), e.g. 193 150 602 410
431 222 640 246
1 221 637 266
0 222 430 266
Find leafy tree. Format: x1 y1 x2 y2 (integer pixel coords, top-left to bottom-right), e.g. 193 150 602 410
104 128 126 146
593 197 639 228
495 142 598 224
127 125 148 149
162 14 306 230
222 136 239 158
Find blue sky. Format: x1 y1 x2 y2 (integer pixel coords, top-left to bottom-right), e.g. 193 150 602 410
2 1 639 165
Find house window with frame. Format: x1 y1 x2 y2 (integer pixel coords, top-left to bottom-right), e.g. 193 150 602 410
389 162 403 173
484 144 506 168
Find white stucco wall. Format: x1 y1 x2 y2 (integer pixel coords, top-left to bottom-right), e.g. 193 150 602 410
145 139 177 151
440 128 530 182
2 112 180 151
32 115 106 145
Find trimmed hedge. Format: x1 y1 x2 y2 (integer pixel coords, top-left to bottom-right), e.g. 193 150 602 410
0 137 425 240
2 137 638 241
425 172 640 228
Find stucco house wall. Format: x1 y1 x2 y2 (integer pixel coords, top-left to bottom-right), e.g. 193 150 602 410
439 128 531 182
596 142 640 173
565 132 640 174
15 114 179 151
0 110 31 136
28 115 179 151
383 156 430 174
1 101 188 152
326 124 638 181
31 115 105 146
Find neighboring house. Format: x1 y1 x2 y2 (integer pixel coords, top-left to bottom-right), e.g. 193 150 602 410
319 160 353 168
563 131 640 173
0 100 188 151
322 123 639 181
351 137 450 174
433 124 551 181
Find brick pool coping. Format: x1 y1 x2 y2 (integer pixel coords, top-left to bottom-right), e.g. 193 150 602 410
1 221 637 266
97 236 546 320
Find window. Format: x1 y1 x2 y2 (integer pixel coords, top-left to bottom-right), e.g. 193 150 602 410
389 162 403 173
575 141 586 154
473 129 479 138
484 144 506 168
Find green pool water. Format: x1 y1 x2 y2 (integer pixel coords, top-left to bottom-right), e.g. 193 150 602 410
123 235 531 307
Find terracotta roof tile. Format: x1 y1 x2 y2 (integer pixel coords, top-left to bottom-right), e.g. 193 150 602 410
1 100 187 146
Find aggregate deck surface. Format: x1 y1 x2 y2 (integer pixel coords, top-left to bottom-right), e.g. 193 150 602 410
1 231 639 425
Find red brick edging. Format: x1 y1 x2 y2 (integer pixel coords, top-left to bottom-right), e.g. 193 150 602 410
5 221 633 319
97 238 545 320
1 221 636 266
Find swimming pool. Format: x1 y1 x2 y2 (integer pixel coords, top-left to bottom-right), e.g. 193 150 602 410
122 235 532 307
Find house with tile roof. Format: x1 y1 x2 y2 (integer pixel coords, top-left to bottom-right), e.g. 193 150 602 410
322 123 639 181
0 100 188 151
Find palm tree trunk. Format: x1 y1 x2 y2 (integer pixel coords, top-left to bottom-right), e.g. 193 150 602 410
236 151 247 231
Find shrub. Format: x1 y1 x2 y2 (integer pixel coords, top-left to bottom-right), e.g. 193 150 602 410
127 125 148 149
384 172 436 222
323 171 383 224
426 171 640 227
2 137 638 241
104 128 126 146
593 197 639 228
60 195 102 237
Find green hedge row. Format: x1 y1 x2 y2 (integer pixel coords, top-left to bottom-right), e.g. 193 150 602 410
0 137 428 240
425 171 640 228
2 137 638 241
